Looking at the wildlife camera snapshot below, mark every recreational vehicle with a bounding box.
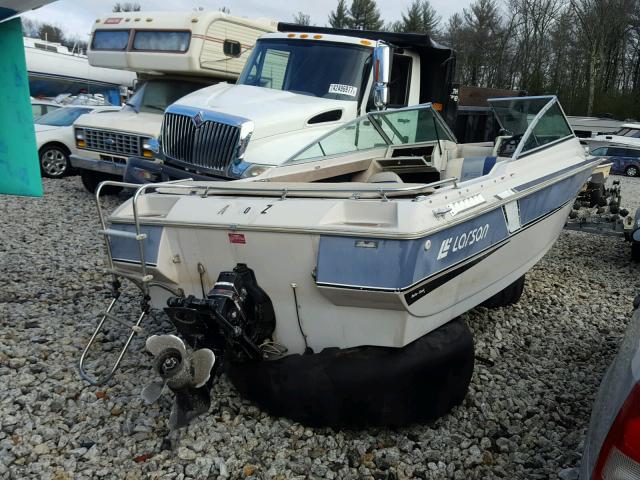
[70,11,276,192]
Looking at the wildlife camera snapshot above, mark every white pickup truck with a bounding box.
[122,24,458,184]
[70,11,276,192]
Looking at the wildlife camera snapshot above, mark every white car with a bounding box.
[35,105,120,178]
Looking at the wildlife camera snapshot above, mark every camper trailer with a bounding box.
[70,11,276,192]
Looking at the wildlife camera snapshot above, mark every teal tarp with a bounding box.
[0,18,42,196]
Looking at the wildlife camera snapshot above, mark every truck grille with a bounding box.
[83,129,143,157]
[161,112,241,175]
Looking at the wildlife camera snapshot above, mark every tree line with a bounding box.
[321,0,639,119]
[21,0,639,119]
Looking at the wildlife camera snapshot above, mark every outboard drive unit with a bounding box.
[164,264,276,362]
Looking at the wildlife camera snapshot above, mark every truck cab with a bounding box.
[124,24,456,183]
[70,11,276,192]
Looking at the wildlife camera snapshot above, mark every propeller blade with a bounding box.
[146,334,186,358]
[168,386,212,430]
[190,349,216,388]
[141,381,165,404]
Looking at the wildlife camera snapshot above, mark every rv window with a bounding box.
[124,79,209,114]
[92,30,130,51]
[132,31,190,52]
[223,40,242,58]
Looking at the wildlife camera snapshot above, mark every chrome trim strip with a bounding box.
[106,158,600,241]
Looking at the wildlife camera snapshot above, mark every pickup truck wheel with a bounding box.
[625,165,639,177]
[80,170,122,195]
[39,145,70,178]
[481,275,525,308]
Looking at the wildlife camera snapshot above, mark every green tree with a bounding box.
[293,12,311,25]
[393,1,440,36]
[420,0,440,36]
[329,0,350,28]
[399,0,423,33]
[348,0,383,30]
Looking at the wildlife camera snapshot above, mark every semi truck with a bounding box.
[70,11,276,192]
[119,23,458,184]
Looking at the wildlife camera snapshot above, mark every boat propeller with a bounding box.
[141,334,215,429]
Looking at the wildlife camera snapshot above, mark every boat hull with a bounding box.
[111,166,588,353]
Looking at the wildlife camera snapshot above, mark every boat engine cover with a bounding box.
[164,264,275,359]
[227,317,474,428]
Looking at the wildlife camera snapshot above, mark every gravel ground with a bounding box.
[0,175,638,480]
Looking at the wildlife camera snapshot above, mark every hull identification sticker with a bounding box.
[328,84,358,97]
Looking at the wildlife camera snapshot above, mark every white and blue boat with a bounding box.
[81,96,600,428]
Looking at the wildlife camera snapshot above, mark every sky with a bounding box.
[22,0,471,40]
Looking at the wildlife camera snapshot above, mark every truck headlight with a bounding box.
[241,164,271,178]
[141,138,159,158]
[75,129,86,148]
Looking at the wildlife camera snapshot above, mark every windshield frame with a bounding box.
[34,106,94,127]
[237,38,373,103]
[282,103,456,166]
[488,95,575,160]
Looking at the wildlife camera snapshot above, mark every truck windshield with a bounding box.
[238,39,372,101]
[123,79,209,114]
[35,107,93,126]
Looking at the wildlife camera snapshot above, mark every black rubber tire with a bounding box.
[80,170,122,195]
[625,165,639,177]
[227,318,474,428]
[632,242,640,262]
[39,144,70,178]
[481,275,525,308]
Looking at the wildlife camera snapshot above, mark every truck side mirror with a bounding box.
[373,43,391,110]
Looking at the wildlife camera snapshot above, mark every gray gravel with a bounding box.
[0,174,638,480]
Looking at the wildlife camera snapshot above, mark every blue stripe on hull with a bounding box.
[108,224,163,265]
[518,168,592,225]
[316,208,509,291]
[316,168,591,291]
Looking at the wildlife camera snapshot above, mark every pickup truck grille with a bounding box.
[161,112,241,175]
[83,128,143,157]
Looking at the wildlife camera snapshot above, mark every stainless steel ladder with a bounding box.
[78,179,188,386]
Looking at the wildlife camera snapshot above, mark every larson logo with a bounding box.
[437,224,490,260]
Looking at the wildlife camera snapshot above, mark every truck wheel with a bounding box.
[481,275,525,308]
[39,144,70,178]
[625,165,639,177]
[80,171,122,195]
[632,242,640,262]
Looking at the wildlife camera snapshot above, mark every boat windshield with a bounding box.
[488,96,574,158]
[238,39,372,101]
[284,104,456,165]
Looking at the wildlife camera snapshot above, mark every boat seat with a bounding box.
[367,171,403,183]
[444,156,497,182]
